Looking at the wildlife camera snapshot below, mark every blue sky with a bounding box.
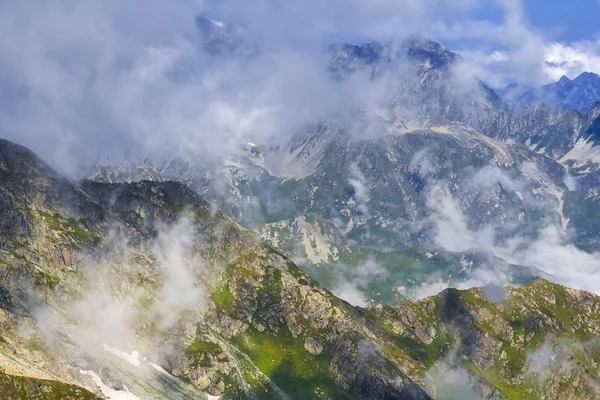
[419,0,600,87]
[525,0,599,42]
[465,0,599,42]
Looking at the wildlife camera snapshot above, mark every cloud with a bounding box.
[22,214,213,398]
[348,164,371,218]
[436,0,600,87]
[423,171,600,297]
[150,216,207,326]
[334,282,369,308]
[497,225,600,295]
[409,266,513,300]
[33,215,208,355]
[542,40,600,81]
[2,0,597,176]
[525,338,559,382]
[332,258,387,307]
[425,184,478,253]
[0,1,377,174]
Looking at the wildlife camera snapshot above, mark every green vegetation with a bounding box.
[0,371,100,400]
[26,333,47,353]
[232,326,342,400]
[37,210,102,246]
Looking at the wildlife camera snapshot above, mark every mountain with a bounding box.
[87,36,600,310]
[507,72,600,112]
[327,39,600,188]
[5,138,600,399]
[91,118,566,307]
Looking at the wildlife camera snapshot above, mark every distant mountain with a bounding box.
[328,39,600,187]
[505,72,600,112]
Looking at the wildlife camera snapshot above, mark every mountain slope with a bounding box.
[5,139,600,399]
[0,137,432,399]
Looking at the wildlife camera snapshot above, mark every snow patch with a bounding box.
[80,370,140,400]
[102,344,141,367]
[561,138,600,165]
[149,363,171,376]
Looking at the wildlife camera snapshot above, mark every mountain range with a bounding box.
[2,22,600,400]
[3,131,600,399]
[502,72,600,113]
[91,36,600,301]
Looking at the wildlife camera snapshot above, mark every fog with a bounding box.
[1,0,597,174]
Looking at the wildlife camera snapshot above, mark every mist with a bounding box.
[1,0,596,176]
[25,215,210,398]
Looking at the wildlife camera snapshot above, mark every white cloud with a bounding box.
[543,40,600,81]
[434,0,600,87]
[332,258,387,307]
[0,0,598,175]
[426,184,478,252]
[497,225,600,295]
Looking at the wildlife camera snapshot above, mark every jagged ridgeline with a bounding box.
[2,137,600,399]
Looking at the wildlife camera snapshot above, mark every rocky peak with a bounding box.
[573,71,600,84]
[397,35,458,69]
[510,70,600,112]
[557,75,571,85]
[195,15,258,58]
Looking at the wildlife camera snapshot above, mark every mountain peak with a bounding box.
[574,71,600,83]
[505,71,600,112]
[0,138,58,180]
[328,36,458,72]
[397,35,458,68]
[558,75,572,84]
[326,41,385,65]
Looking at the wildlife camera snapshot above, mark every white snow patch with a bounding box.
[515,191,523,201]
[149,363,171,376]
[560,138,600,165]
[80,370,140,400]
[102,344,141,367]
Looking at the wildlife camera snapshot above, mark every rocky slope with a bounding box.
[4,139,600,399]
[505,72,600,113]
[90,119,564,304]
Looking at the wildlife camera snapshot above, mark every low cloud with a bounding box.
[426,184,478,253]
[497,225,600,294]
[332,258,387,307]
[348,164,371,219]
[28,215,209,397]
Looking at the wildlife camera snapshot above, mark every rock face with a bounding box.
[506,72,600,113]
[326,38,600,186]
[3,139,600,399]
